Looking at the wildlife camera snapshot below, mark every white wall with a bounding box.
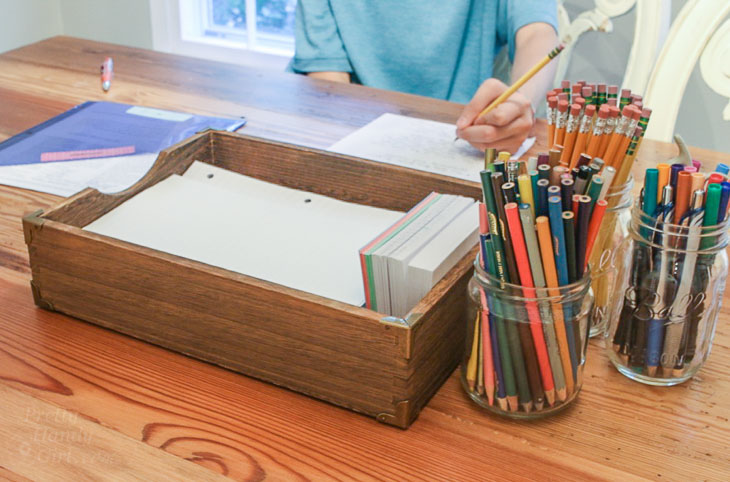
[59,0,153,49]
[0,0,152,54]
[0,0,62,53]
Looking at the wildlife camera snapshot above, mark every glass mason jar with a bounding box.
[462,256,594,418]
[606,203,729,385]
[588,177,633,337]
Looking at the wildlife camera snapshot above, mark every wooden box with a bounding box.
[23,131,482,428]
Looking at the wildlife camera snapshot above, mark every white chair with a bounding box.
[643,0,730,142]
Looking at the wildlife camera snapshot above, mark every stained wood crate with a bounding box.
[23,130,482,428]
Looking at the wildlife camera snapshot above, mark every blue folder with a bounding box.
[0,101,246,166]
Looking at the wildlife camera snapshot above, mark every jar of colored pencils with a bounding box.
[462,255,593,418]
[587,176,634,337]
[606,202,729,385]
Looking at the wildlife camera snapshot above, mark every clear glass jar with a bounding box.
[462,256,594,418]
[606,203,729,385]
[588,177,633,337]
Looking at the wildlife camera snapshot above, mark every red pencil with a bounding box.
[504,203,556,405]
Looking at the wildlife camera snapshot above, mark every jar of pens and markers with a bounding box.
[607,170,729,385]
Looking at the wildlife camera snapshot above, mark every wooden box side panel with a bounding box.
[397,247,477,421]
[211,132,482,212]
[41,131,213,228]
[28,222,412,420]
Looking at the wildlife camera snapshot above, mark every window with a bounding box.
[202,0,297,54]
[150,0,296,70]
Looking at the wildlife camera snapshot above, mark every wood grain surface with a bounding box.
[0,36,729,480]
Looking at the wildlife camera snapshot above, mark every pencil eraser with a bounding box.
[631,107,642,120]
[558,93,568,102]
[607,98,617,107]
[575,97,585,108]
[584,104,596,117]
[572,84,582,94]
[633,126,643,137]
[548,96,558,108]
[558,100,569,111]
[609,106,620,118]
[598,105,610,118]
[621,89,632,98]
[582,86,592,98]
[633,101,643,110]
[621,105,634,117]
[631,94,643,102]
[561,80,571,89]
[641,107,652,118]
[570,104,581,116]
[598,84,607,93]
[608,85,618,95]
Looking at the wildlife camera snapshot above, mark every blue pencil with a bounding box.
[548,196,569,285]
[548,195,578,380]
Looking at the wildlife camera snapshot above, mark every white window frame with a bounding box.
[149,0,292,71]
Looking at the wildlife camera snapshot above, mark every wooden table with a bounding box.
[0,37,728,481]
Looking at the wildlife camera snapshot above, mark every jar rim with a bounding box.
[472,254,592,303]
[630,201,730,252]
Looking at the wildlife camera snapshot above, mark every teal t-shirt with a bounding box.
[290,1,558,103]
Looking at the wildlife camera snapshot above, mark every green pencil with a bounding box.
[484,237,518,411]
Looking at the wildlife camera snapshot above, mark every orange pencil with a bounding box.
[585,105,609,157]
[560,104,581,166]
[553,100,569,147]
[547,96,558,148]
[569,104,596,169]
[505,204,556,405]
[535,216,575,396]
[611,107,641,167]
[603,105,633,167]
[584,199,608,270]
[597,106,620,158]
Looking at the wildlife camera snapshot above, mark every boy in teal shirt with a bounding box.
[291,0,559,153]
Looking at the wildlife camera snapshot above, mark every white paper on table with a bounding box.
[328,113,535,182]
[84,162,404,307]
[0,153,158,197]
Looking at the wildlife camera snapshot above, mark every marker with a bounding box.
[101,57,113,92]
[719,182,730,223]
[656,163,670,204]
